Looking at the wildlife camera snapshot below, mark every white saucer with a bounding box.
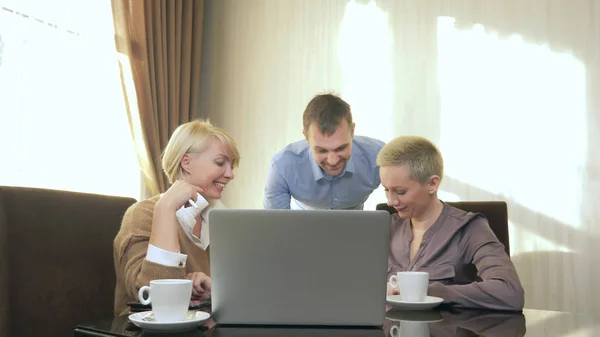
[128,310,211,333]
[386,295,443,311]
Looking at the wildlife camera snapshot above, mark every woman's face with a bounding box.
[380,164,439,219]
[181,138,235,199]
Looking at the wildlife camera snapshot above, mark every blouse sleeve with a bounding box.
[428,217,525,311]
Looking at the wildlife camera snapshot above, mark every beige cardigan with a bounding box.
[113,196,210,316]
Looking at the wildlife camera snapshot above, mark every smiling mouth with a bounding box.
[214,182,226,189]
[327,163,343,170]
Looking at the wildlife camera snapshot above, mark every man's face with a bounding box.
[304,120,355,177]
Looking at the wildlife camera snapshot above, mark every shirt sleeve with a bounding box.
[146,243,188,267]
[263,162,291,209]
[428,217,525,311]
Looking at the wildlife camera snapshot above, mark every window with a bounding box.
[0,1,140,199]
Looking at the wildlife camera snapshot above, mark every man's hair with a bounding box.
[376,136,444,183]
[302,93,353,136]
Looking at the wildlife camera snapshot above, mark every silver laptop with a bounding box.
[208,209,391,326]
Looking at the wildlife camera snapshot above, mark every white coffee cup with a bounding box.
[138,279,193,322]
[389,271,429,302]
[390,321,429,337]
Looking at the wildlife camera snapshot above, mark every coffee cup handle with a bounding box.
[389,275,399,289]
[390,325,399,337]
[138,286,151,305]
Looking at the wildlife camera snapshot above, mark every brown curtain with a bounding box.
[111,0,204,198]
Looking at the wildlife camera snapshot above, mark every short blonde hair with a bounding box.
[162,119,240,184]
[376,136,443,183]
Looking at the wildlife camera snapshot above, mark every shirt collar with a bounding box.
[309,151,325,181]
[403,202,450,241]
[344,154,356,175]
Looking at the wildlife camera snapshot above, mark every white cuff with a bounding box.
[146,243,188,267]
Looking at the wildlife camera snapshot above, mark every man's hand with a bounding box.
[186,272,211,298]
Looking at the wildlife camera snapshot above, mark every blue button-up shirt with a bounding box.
[263,136,385,210]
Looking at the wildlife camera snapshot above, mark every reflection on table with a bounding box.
[74,307,600,337]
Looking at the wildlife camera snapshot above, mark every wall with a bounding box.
[199,0,600,315]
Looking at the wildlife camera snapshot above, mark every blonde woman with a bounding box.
[379,136,524,311]
[113,119,240,316]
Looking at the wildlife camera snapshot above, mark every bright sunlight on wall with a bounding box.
[436,16,587,254]
[338,0,394,210]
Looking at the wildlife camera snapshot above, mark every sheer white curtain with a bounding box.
[0,1,140,199]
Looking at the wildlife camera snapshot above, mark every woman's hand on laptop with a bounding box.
[186,272,211,298]
[387,282,399,296]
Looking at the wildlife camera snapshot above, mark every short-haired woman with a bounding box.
[379,136,524,311]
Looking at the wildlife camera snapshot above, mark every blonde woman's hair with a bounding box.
[376,136,443,183]
[162,119,240,184]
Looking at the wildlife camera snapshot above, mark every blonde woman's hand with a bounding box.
[156,180,205,212]
[150,181,204,253]
[186,272,211,298]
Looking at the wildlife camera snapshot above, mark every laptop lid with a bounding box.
[208,209,391,326]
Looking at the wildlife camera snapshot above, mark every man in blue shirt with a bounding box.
[264,94,384,210]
